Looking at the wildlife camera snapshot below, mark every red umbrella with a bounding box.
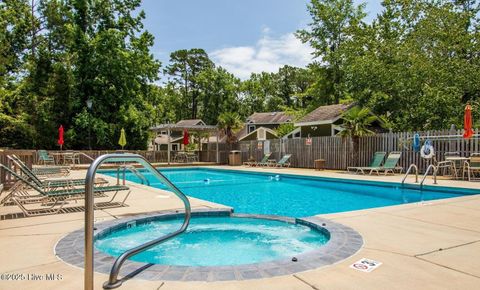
[463,105,474,139]
[58,125,64,150]
[183,129,189,146]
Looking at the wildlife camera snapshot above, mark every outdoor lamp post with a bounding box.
[86,99,93,150]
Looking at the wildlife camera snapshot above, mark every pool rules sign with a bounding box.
[350,258,382,273]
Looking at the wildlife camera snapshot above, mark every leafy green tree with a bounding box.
[275,65,296,107]
[0,0,37,148]
[343,0,480,130]
[217,112,243,144]
[275,123,296,138]
[297,0,366,103]
[196,66,241,124]
[0,0,32,85]
[239,72,271,116]
[41,0,159,149]
[3,0,480,150]
[165,49,214,119]
[338,106,379,166]
[302,62,336,109]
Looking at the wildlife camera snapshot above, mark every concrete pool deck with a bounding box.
[1,166,479,289]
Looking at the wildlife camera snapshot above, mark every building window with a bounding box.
[248,125,256,133]
[172,144,178,151]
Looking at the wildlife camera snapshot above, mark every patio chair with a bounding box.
[272,154,292,168]
[8,155,107,190]
[369,151,403,175]
[173,152,187,163]
[437,152,460,179]
[186,152,198,163]
[0,164,131,216]
[63,151,81,166]
[244,153,272,167]
[347,152,386,174]
[463,154,480,181]
[11,155,70,178]
[38,150,55,165]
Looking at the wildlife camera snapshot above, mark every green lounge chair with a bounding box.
[369,151,403,175]
[244,153,272,167]
[32,165,70,177]
[8,155,107,190]
[0,164,130,216]
[272,154,292,168]
[347,152,386,174]
[38,150,55,165]
[258,152,276,167]
[0,163,120,200]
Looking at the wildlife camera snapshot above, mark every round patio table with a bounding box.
[51,152,77,165]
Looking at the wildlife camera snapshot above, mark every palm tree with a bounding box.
[218,112,243,144]
[338,106,379,166]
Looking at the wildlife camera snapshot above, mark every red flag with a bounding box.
[463,105,474,139]
[58,125,64,149]
[183,129,189,145]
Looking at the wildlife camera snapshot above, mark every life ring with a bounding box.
[420,144,435,159]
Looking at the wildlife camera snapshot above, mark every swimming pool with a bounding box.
[101,167,479,217]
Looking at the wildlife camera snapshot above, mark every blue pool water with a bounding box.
[95,216,329,266]
[102,168,478,217]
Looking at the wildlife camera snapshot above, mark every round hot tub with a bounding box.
[55,210,363,281]
[95,215,329,266]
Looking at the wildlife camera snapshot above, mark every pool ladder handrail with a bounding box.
[116,164,150,186]
[420,164,438,187]
[401,164,419,184]
[84,153,191,290]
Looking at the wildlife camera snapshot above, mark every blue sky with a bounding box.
[140,0,382,79]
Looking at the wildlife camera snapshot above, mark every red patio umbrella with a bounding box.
[463,104,474,139]
[58,125,64,150]
[183,129,189,146]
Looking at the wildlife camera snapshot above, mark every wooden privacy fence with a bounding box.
[239,128,480,172]
[201,142,237,163]
[239,138,351,169]
[0,150,37,188]
[0,147,233,187]
[1,129,479,185]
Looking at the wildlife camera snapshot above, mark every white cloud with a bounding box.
[210,31,314,79]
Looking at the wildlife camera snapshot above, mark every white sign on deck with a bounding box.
[350,258,382,273]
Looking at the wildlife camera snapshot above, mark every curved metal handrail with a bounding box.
[420,164,438,187]
[77,152,95,162]
[401,164,419,184]
[116,165,150,186]
[84,153,191,290]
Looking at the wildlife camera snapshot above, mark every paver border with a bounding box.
[55,208,363,282]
